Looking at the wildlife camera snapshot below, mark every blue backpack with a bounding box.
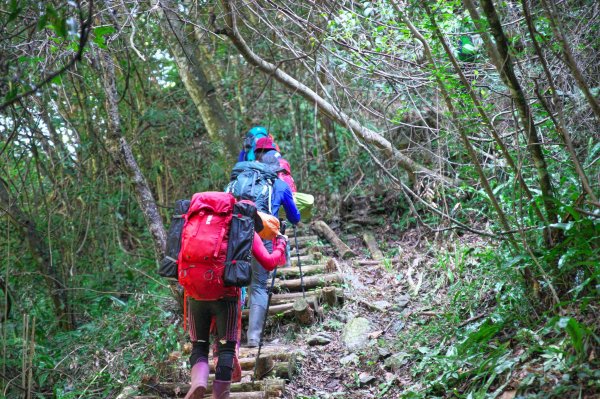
[225,161,278,214]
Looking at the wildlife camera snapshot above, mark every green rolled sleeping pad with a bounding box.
[279,192,315,222]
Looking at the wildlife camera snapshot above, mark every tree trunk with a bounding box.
[520,0,597,203]
[425,6,548,226]
[397,3,518,251]
[539,0,600,121]
[317,67,340,166]
[160,0,239,160]
[473,0,559,232]
[99,50,167,260]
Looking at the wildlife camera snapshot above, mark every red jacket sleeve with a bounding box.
[252,232,286,271]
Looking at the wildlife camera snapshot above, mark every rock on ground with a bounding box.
[342,316,372,351]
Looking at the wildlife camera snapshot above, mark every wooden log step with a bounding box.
[292,235,319,245]
[311,221,356,259]
[206,370,254,382]
[237,359,292,380]
[288,246,307,256]
[274,273,343,292]
[155,378,285,397]
[363,231,384,260]
[276,263,325,277]
[242,300,316,318]
[290,253,323,266]
[211,378,285,395]
[237,344,292,358]
[208,361,289,378]
[271,287,343,305]
[262,361,291,380]
[288,246,324,256]
[237,352,292,370]
[290,243,326,252]
[133,395,277,399]
[271,294,316,306]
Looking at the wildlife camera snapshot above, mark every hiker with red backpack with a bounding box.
[177,192,288,399]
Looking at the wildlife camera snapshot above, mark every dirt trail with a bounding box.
[118,223,351,398]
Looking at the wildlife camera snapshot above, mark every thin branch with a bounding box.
[0,0,94,112]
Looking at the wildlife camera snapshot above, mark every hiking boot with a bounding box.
[212,380,231,399]
[184,361,209,399]
[246,304,266,347]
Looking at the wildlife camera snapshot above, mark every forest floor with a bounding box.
[111,215,599,399]
[269,222,600,399]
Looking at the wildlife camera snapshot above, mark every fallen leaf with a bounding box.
[168,351,181,362]
[500,391,516,399]
[369,330,383,339]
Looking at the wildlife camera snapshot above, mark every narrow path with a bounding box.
[118,224,347,399]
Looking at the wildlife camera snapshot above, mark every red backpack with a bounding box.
[178,192,238,301]
[278,158,297,193]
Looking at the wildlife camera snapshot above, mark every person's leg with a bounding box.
[231,296,243,382]
[185,299,212,399]
[211,298,238,399]
[246,239,273,347]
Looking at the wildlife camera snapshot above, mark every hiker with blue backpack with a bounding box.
[241,126,313,219]
[226,134,301,347]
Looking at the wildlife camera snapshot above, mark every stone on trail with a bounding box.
[396,294,410,309]
[377,346,392,359]
[339,353,359,366]
[342,316,372,351]
[358,372,377,386]
[384,351,410,371]
[307,332,333,346]
[372,300,391,312]
[390,320,406,334]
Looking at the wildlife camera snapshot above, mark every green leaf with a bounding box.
[37,12,49,30]
[93,25,116,48]
[8,0,21,23]
[109,296,127,307]
[557,317,586,357]
[47,7,68,38]
[462,43,476,54]
[5,87,18,102]
[549,222,574,231]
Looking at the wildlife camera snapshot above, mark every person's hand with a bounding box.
[276,234,288,248]
[276,234,288,242]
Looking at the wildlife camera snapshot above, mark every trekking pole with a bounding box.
[253,222,287,381]
[293,224,306,299]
